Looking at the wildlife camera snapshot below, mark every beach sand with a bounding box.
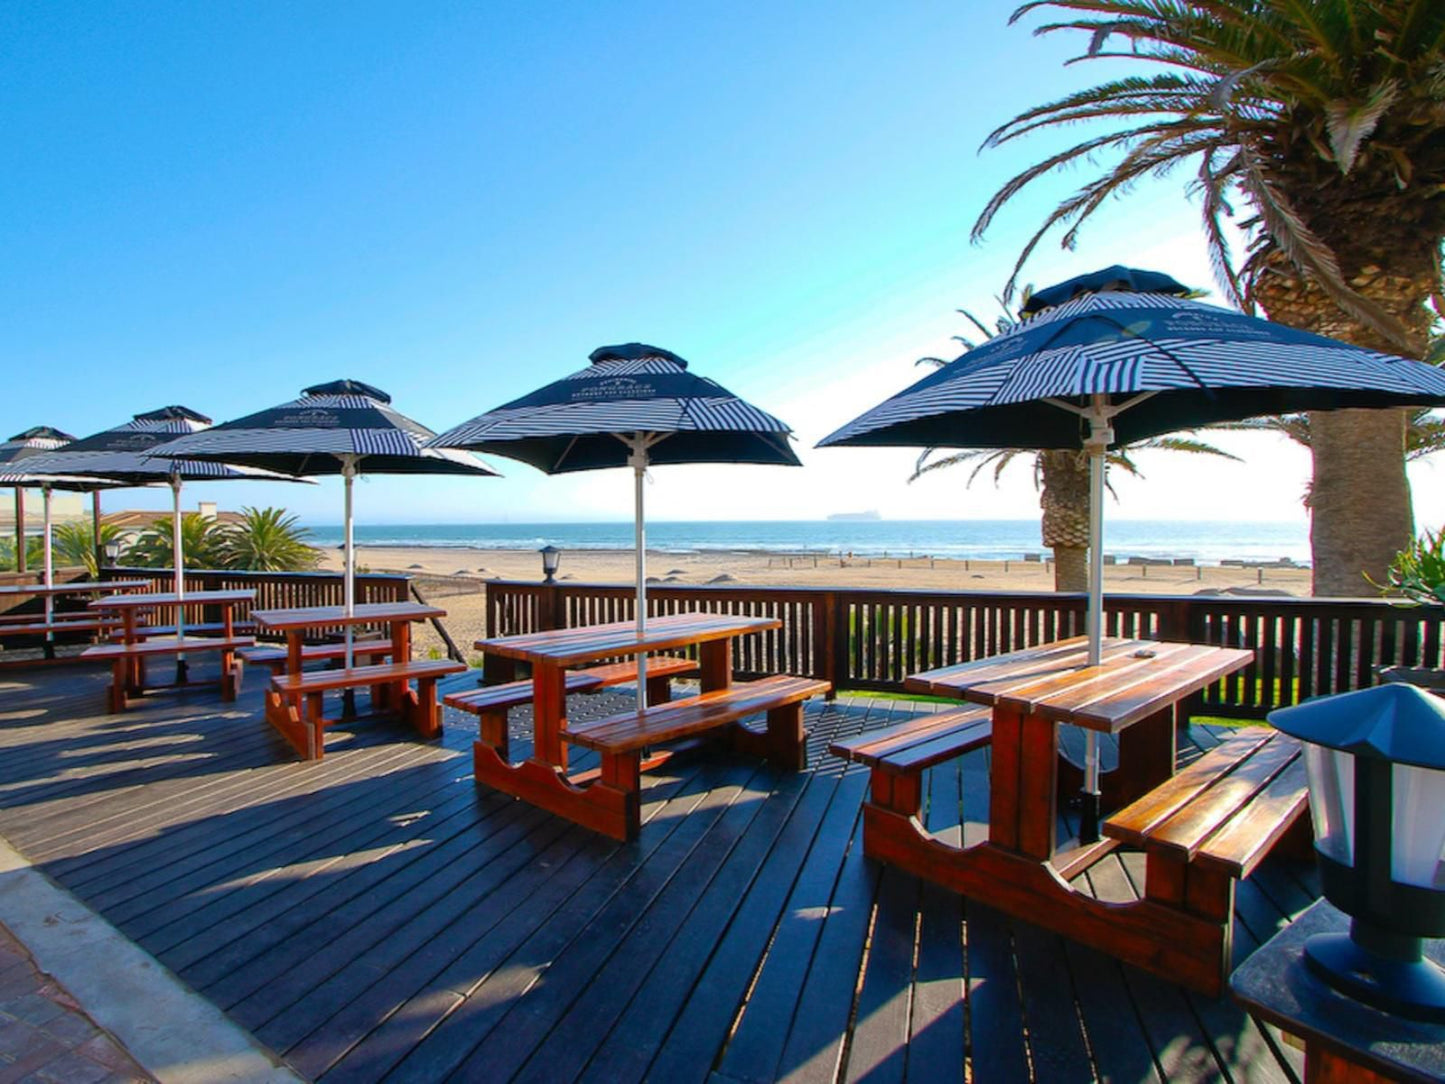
[320,545,1311,660]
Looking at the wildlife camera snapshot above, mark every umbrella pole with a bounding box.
[629,436,650,712]
[172,476,188,682]
[1080,404,1112,843]
[42,486,53,651]
[14,488,25,574]
[342,457,357,718]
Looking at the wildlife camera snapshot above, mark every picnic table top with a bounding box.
[476,611,781,667]
[89,588,256,610]
[904,635,1254,733]
[0,579,149,598]
[251,601,445,631]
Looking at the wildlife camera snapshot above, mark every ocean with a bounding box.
[302,519,1311,566]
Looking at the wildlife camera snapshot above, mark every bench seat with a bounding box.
[0,618,119,637]
[134,621,256,639]
[1102,727,1310,991]
[82,635,254,712]
[239,641,393,674]
[509,674,829,841]
[448,656,697,757]
[266,658,467,761]
[829,707,993,822]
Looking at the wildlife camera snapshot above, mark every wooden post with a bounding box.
[13,489,24,573]
[91,492,102,578]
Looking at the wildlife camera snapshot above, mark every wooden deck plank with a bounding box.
[362,758,760,1083]
[0,670,1324,1084]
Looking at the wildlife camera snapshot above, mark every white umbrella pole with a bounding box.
[42,486,53,641]
[1080,401,1112,842]
[172,476,188,682]
[629,436,650,712]
[343,456,356,669]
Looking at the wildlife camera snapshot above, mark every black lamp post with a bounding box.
[103,539,122,570]
[1268,683,1445,1022]
[540,545,561,584]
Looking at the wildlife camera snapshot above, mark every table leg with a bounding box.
[287,632,303,676]
[222,603,234,639]
[698,639,732,691]
[988,707,1059,860]
[532,663,568,768]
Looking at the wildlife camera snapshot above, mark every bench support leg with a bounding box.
[408,678,442,740]
[599,751,641,840]
[867,769,922,820]
[645,674,674,705]
[763,702,808,770]
[305,692,326,761]
[478,710,509,760]
[472,744,636,842]
[107,658,129,713]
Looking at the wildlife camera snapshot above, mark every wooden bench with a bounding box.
[266,658,467,761]
[132,621,257,639]
[447,655,698,758]
[557,675,831,841]
[82,636,254,713]
[1102,727,1311,994]
[238,640,393,675]
[829,707,993,823]
[0,617,119,638]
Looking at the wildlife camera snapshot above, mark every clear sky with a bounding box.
[4,2,1441,532]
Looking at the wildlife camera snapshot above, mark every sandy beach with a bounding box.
[321,545,1311,660]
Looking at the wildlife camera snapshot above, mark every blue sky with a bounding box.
[4,2,1441,530]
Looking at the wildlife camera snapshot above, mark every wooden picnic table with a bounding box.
[84,589,257,710]
[867,635,1268,994]
[253,601,461,759]
[472,611,784,835]
[0,579,149,599]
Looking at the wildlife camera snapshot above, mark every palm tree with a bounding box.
[126,513,226,571]
[911,294,1237,589]
[973,1,1445,595]
[215,507,320,572]
[50,520,128,577]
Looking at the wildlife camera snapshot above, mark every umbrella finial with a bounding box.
[8,426,75,443]
[303,379,392,403]
[588,343,689,371]
[1022,266,1195,315]
[135,406,213,425]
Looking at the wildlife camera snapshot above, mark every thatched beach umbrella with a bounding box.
[146,380,498,666]
[819,266,1445,838]
[426,342,801,706]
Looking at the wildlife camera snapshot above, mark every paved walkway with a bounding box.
[0,923,151,1083]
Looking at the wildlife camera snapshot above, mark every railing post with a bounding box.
[818,592,838,698]
[539,583,563,632]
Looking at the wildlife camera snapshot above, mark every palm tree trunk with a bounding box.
[1040,450,1091,592]
[1253,263,1432,596]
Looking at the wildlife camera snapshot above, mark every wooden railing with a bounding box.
[100,567,411,619]
[485,580,1445,719]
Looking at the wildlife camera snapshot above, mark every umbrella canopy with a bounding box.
[14,407,297,644]
[0,427,123,631]
[819,267,1445,839]
[427,342,801,706]
[147,380,498,665]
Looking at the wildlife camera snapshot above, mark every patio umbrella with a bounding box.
[15,407,293,653]
[0,426,123,634]
[818,266,1445,838]
[426,342,801,707]
[145,380,498,667]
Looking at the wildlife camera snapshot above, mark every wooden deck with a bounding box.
[0,661,1315,1082]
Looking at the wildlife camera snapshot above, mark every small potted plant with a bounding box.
[1375,527,1445,691]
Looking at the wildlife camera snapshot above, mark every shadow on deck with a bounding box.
[0,661,1315,1082]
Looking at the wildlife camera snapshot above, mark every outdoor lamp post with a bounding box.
[1268,683,1445,1022]
[103,539,121,569]
[539,545,561,584]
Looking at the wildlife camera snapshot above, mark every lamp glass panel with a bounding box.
[1304,744,1354,865]
[1392,762,1445,889]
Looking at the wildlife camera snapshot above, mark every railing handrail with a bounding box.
[483,578,1445,720]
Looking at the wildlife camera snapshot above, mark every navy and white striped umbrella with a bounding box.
[148,380,498,665]
[12,407,297,649]
[427,343,801,707]
[819,270,1445,840]
[0,427,124,629]
[426,343,799,472]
